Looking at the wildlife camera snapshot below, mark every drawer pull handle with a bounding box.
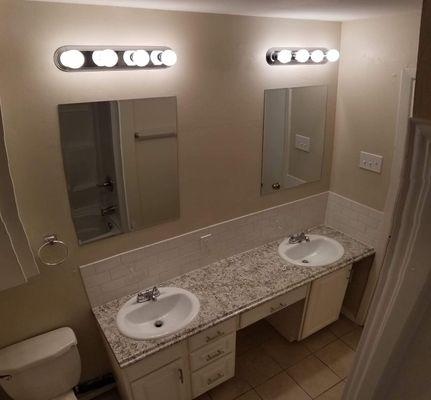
[206,330,224,343]
[206,349,224,361]
[178,368,184,384]
[207,372,224,385]
[270,302,286,313]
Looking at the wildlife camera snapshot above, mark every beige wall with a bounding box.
[414,0,431,119]
[0,1,340,380]
[330,12,421,211]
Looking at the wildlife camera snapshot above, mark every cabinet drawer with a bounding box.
[189,318,236,351]
[190,332,236,371]
[239,285,308,329]
[191,353,235,398]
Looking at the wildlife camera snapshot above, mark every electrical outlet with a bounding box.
[295,134,311,152]
[359,151,383,173]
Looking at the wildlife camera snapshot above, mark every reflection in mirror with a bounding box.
[58,97,179,244]
[261,86,327,194]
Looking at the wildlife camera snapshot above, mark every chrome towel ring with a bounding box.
[38,234,69,266]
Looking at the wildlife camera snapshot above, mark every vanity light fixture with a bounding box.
[266,47,340,65]
[55,46,177,71]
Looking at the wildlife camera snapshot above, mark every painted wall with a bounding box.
[414,0,431,119]
[0,1,340,381]
[330,12,421,211]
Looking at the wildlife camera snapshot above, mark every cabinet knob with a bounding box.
[272,182,281,190]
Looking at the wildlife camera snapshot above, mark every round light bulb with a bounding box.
[310,49,325,63]
[92,49,118,67]
[326,49,340,62]
[295,49,310,63]
[123,50,136,66]
[277,49,292,64]
[59,50,85,69]
[161,49,177,66]
[102,49,118,67]
[133,50,150,67]
[150,50,163,66]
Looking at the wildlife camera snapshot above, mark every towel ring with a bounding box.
[38,234,69,266]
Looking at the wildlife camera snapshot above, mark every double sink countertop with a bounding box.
[93,226,375,368]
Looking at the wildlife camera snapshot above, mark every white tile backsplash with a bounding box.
[325,192,384,248]
[80,192,328,306]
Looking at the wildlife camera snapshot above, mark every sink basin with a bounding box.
[116,287,200,340]
[278,235,344,267]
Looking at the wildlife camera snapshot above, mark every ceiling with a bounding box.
[30,0,422,21]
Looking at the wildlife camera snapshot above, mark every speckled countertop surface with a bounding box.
[93,226,374,368]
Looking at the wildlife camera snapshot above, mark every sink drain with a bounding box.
[302,259,309,263]
[154,320,164,328]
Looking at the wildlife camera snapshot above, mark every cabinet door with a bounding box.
[131,358,190,400]
[301,266,352,339]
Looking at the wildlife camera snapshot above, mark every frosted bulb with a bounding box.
[123,50,136,66]
[92,49,118,67]
[277,49,292,64]
[133,50,150,67]
[326,49,340,62]
[150,50,163,66]
[161,50,177,66]
[295,49,310,63]
[311,49,325,63]
[59,50,85,69]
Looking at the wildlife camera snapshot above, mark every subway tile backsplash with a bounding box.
[80,192,328,306]
[325,192,384,248]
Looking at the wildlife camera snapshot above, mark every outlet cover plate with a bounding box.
[359,151,383,173]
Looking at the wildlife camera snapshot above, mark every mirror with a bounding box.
[58,97,179,244]
[261,86,327,194]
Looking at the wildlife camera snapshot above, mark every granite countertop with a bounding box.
[93,226,374,368]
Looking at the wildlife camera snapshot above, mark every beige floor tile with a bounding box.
[329,316,358,338]
[340,327,363,351]
[236,390,262,400]
[256,372,312,400]
[236,347,283,387]
[316,381,346,400]
[315,340,356,379]
[302,328,337,353]
[261,335,311,369]
[287,355,341,398]
[209,376,251,400]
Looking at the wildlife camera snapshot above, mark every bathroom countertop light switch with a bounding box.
[359,151,383,173]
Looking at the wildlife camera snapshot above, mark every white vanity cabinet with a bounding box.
[131,358,190,400]
[300,265,352,339]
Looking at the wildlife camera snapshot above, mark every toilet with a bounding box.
[0,327,81,400]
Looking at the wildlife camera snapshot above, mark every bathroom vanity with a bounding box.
[92,226,374,400]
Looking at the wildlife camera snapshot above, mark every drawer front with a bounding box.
[191,353,235,398]
[189,317,236,351]
[190,332,236,371]
[239,285,308,329]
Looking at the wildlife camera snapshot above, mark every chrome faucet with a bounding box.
[288,232,310,244]
[137,287,160,303]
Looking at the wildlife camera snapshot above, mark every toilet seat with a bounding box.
[52,390,77,400]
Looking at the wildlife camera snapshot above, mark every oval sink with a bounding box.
[116,287,200,340]
[278,235,344,267]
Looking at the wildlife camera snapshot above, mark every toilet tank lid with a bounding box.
[0,327,77,375]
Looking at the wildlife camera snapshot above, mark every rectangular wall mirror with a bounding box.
[261,86,327,194]
[58,96,179,244]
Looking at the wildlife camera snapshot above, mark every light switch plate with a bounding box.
[295,134,311,152]
[359,151,383,173]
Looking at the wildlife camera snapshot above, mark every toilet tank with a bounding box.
[0,327,81,400]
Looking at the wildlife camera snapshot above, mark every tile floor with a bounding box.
[96,316,362,400]
[200,316,362,400]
